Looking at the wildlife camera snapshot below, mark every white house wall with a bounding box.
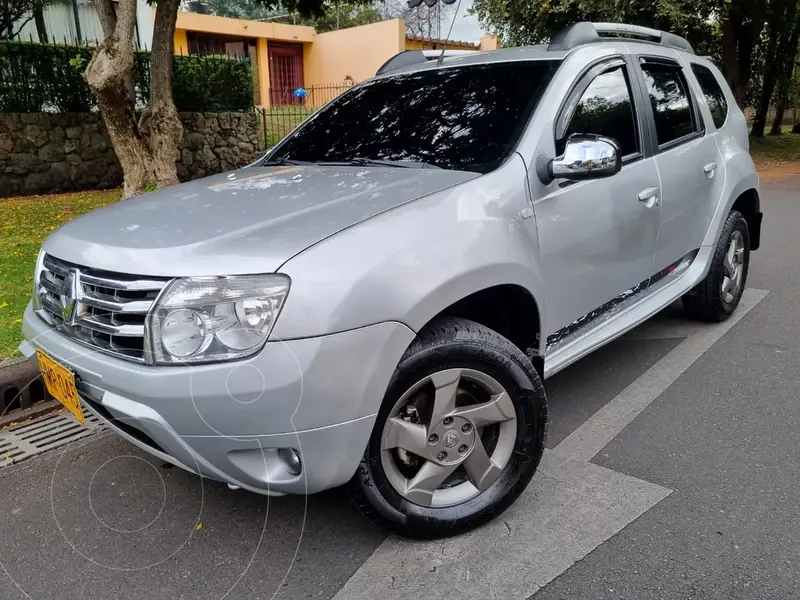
[14,0,153,49]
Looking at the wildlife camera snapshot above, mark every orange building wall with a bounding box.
[479,36,500,51]
[174,28,189,55]
[174,12,314,43]
[169,12,498,108]
[304,19,406,87]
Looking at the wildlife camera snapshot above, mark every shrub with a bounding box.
[0,40,253,113]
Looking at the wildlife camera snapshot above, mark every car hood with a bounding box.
[43,165,479,276]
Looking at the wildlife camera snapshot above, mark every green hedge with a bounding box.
[0,41,253,113]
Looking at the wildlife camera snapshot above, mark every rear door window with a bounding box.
[641,63,699,147]
[691,64,729,128]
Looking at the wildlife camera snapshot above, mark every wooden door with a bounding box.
[268,43,304,105]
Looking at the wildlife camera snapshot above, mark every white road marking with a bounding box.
[335,288,769,600]
[554,288,768,462]
[334,452,670,600]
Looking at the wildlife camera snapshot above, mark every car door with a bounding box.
[636,56,725,272]
[533,58,662,336]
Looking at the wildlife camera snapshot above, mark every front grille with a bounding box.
[35,254,169,363]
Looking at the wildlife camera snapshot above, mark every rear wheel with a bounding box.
[683,210,750,322]
[348,317,547,539]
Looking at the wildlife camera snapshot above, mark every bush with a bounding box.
[0,41,254,113]
[172,53,253,111]
[0,41,95,112]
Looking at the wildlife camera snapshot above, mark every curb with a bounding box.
[0,357,60,428]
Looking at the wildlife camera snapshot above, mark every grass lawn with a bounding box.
[0,189,121,358]
[258,106,315,148]
[750,128,800,168]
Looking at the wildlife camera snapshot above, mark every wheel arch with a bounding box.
[417,284,545,378]
[731,188,762,250]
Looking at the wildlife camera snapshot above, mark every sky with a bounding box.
[442,0,489,43]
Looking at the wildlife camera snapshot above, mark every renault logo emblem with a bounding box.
[59,269,81,325]
[444,430,459,448]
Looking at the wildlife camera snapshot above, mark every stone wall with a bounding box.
[0,111,261,197]
[177,112,260,182]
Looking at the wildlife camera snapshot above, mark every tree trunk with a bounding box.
[752,5,789,138]
[720,1,765,109]
[85,0,181,198]
[33,5,47,43]
[771,102,786,135]
[772,15,800,135]
[721,15,742,105]
[140,0,182,188]
[760,4,800,137]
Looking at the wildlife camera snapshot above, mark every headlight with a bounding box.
[32,249,45,311]
[148,274,290,364]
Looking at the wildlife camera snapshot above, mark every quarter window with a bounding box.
[641,63,698,146]
[691,64,729,128]
[561,65,639,158]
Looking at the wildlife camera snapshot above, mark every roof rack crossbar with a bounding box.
[547,22,694,54]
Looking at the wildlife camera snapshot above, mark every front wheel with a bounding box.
[348,317,547,539]
[683,210,750,322]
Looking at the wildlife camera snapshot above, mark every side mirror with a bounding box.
[537,134,622,185]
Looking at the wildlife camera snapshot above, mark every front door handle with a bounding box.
[704,162,718,178]
[638,187,660,207]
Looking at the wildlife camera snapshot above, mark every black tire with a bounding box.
[348,317,547,539]
[683,210,750,322]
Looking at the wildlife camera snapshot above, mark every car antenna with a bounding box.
[436,0,463,66]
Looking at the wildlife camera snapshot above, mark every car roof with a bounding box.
[375,22,700,79]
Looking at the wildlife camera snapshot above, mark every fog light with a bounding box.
[278,448,302,476]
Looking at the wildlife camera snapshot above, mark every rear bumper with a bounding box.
[21,304,415,494]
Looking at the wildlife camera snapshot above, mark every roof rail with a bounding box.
[547,22,694,54]
[375,49,476,76]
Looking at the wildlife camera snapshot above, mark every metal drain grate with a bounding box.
[0,406,104,468]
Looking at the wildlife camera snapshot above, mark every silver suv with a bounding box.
[22,22,762,538]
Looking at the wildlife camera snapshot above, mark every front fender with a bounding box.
[272,158,547,353]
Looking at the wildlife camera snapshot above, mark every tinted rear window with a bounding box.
[270,61,561,173]
[691,63,728,128]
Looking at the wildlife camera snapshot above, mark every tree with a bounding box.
[84,0,348,198]
[469,0,716,51]
[383,0,455,40]
[751,0,800,137]
[205,0,279,20]
[469,0,783,108]
[272,3,384,32]
[205,0,382,31]
[0,0,53,40]
[719,0,768,107]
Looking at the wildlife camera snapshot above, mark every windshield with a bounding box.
[267,60,561,173]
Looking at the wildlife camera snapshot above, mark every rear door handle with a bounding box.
[704,162,718,178]
[638,187,660,207]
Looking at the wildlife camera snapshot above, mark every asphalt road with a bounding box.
[0,177,797,600]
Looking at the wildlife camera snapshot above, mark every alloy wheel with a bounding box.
[722,230,745,304]
[379,368,517,508]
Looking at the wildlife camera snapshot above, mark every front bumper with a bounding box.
[21,304,415,494]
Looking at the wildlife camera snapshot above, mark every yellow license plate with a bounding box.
[36,349,85,425]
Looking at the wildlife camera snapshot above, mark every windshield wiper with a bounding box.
[319,157,442,169]
[260,157,314,166]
